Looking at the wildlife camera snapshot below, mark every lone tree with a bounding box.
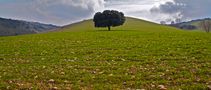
[93,10,125,31]
[199,20,211,33]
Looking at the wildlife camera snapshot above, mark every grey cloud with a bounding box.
[0,0,104,25]
[32,0,105,25]
[0,0,210,25]
[150,0,211,23]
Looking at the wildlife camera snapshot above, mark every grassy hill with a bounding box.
[0,17,211,89]
[59,17,179,32]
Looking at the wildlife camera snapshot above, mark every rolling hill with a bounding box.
[0,17,59,36]
[0,17,210,89]
[59,17,179,32]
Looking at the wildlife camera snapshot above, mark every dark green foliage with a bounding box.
[93,10,125,31]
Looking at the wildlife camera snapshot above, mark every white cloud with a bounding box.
[102,0,174,22]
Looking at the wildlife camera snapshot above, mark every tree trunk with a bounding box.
[108,26,111,31]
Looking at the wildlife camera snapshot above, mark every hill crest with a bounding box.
[57,17,178,32]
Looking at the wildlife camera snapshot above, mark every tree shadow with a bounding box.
[94,29,135,32]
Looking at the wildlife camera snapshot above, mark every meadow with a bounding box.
[0,18,211,89]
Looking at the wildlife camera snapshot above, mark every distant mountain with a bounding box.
[170,18,211,30]
[0,17,60,36]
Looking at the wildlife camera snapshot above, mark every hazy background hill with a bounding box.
[0,17,59,36]
[1,16,210,37]
[170,18,211,30]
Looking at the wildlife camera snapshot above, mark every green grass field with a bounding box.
[0,18,211,89]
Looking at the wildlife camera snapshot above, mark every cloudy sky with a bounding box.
[0,0,210,25]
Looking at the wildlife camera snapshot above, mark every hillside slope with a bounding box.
[0,17,59,36]
[0,17,211,89]
[59,17,179,32]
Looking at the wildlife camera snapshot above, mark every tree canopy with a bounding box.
[93,10,125,31]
